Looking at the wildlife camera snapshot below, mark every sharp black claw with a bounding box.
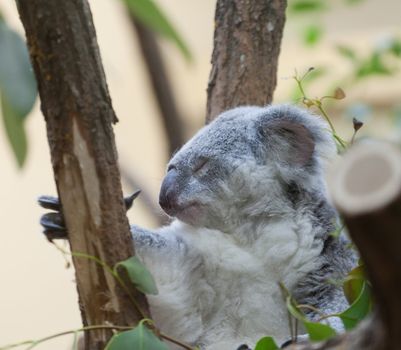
[43,229,68,241]
[124,190,141,211]
[38,195,61,211]
[40,212,65,230]
[41,212,67,240]
[38,195,67,240]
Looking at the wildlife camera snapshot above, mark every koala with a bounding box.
[40,105,355,350]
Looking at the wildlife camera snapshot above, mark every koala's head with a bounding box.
[159,105,336,232]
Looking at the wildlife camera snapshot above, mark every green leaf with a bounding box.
[356,53,393,78]
[304,322,336,342]
[303,25,323,46]
[337,45,358,62]
[343,265,365,304]
[329,224,345,239]
[115,256,158,295]
[339,282,371,330]
[124,0,192,61]
[254,336,279,350]
[105,323,168,350]
[1,92,27,167]
[345,0,366,4]
[286,296,307,322]
[286,296,336,342]
[289,0,327,14]
[389,39,401,57]
[0,19,37,119]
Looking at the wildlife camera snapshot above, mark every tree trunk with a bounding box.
[16,1,150,349]
[206,0,287,122]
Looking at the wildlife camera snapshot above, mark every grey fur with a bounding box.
[130,104,355,349]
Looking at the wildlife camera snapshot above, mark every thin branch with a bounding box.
[129,16,186,156]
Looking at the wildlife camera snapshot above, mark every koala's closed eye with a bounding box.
[193,156,209,173]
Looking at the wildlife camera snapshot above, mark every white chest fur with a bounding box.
[142,218,323,349]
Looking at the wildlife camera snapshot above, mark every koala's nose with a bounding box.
[159,169,180,215]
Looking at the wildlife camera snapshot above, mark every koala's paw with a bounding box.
[38,190,141,241]
[38,195,66,241]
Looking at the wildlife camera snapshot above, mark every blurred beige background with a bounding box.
[0,0,400,348]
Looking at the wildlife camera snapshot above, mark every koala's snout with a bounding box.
[159,169,180,216]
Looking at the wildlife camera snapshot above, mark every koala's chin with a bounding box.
[175,202,205,226]
[174,202,228,231]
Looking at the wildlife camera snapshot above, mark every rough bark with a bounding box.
[206,0,287,122]
[16,1,150,349]
[289,142,401,350]
[131,18,185,156]
[328,142,401,350]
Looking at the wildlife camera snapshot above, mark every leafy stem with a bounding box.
[294,69,348,151]
[0,325,132,350]
[0,323,196,350]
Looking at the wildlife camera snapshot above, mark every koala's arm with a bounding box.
[38,193,189,270]
[131,222,207,347]
[39,195,205,344]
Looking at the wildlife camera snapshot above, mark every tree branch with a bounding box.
[16,1,150,348]
[206,0,287,122]
[130,17,186,156]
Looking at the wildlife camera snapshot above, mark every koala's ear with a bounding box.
[258,119,315,166]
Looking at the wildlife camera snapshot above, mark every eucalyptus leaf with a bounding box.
[390,39,401,57]
[286,296,307,322]
[115,256,158,295]
[343,265,365,304]
[105,324,168,350]
[254,336,279,350]
[304,322,336,342]
[124,0,192,61]
[356,53,393,78]
[289,0,327,14]
[303,25,323,46]
[1,92,27,167]
[345,0,366,4]
[0,19,36,118]
[337,45,358,62]
[286,296,336,342]
[339,282,371,330]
